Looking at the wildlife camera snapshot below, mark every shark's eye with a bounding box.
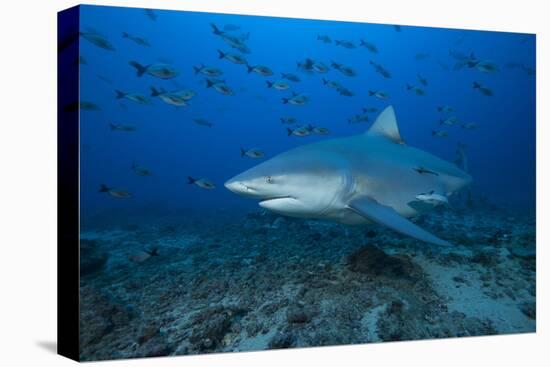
[266,176,274,184]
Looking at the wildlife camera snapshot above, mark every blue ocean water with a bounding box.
[75,5,536,360]
[78,5,535,221]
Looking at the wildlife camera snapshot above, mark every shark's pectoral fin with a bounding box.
[347,198,451,246]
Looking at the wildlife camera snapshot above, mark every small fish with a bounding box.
[522,66,536,76]
[99,184,131,198]
[317,34,332,43]
[280,117,298,124]
[63,101,101,112]
[439,117,459,126]
[131,162,152,176]
[347,114,369,124]
[144,9,157,21]
[361,107,378,113]
[115,90,150,104]
[337,87,354,97]
[205,79,234,96]
[393,25,402,32]
[415,52,430,60]
[129,61,179,79]
[449,49,470,62]
[360,39,378,53]
[266,80,290,90]
[150,87,190,107]
[122,32,150,47]
[223,24,241,31]
[281,72,300,82]
[217,49,247,64]
[369,60,391,78]
[287,126,312,137]
[368,90,388,99]
[413,167,439,176]
[193,64,223,77]
[322,78,341,89]
[192,118,213,128]
[247,64,274,77]
[461,123,477,130]
[210,24,251,54]
[472,81,493,96]
[437,105,454,113]
[188,176,215,189]
[417,74,428,86]
[312,62,329,73]
[331,62,356,77]
[416,190,448,206]
[474,61,499,73]
[282,92,309,106]
[311,126,330,135]
[109,123,136,132]
[335,40,356,49]
[79,30,115,51]
[437,60,450,71]
[96,74,112,84]
[129,251,153,264]
[406,84,425,96]
[296,58,316,74]
[432,130,449,137]
[240,147,265,158]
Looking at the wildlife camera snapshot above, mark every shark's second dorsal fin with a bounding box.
[366,105,404,144]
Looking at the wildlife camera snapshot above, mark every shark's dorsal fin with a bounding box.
[366,105,404,144]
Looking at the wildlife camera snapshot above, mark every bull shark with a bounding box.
[225,106,471,246]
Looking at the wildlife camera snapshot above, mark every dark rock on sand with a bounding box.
[268,332,296,349]
[520,301,536,319]
[286,305,312,324]
[347,244,416,279]
[80,239,108,276]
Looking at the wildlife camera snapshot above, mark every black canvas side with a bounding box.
[57,5,80,362]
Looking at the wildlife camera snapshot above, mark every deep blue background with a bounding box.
[78,5,535,222]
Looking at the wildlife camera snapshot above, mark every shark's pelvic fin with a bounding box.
[366,105,404,144]
[347,197,451,246]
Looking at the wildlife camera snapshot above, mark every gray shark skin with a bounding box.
[225,106,471,246]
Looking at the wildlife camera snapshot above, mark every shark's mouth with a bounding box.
[259,196,293,204]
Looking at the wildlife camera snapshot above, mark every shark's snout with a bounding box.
[224,179,248,194]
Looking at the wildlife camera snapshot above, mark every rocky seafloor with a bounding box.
[79,204,536,361]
